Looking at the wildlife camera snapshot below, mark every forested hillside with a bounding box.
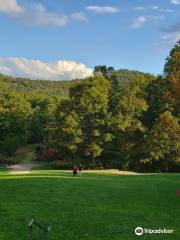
[0,69,153,97]
[0,75,71,97]
[0,40,179,172]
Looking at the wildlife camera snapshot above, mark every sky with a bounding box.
[0,0,180,80]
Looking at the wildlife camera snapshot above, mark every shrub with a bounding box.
[51,160,72,170]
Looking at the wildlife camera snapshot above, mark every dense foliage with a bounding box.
[0,75,71,97]
[0,40,179,172]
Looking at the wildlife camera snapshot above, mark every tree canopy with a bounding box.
[0,39,179,172]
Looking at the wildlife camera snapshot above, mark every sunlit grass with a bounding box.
[0,170,180,240]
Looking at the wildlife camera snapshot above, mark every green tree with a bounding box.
[164,39,180,115]
[143,76,169,127]
[109,76,149,169]
[27,107,45,144]
[142,111,180,172]
[70,75,112,167]
[27,94,60,144]
[49,99,82,162]
[0,81,31,159]
[94,65,115,78]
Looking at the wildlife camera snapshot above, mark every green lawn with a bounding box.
[0,170,180,240]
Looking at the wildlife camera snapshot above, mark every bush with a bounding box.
[34,146,56,162]
[51,160,72,170]
[0,156,20,167]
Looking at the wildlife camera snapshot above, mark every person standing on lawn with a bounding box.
[73,165,78,176]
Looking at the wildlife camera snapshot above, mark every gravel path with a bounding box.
[9,166,144,175]
[108,169,144,175]
[85,169,145,175]
[10,163,35,173]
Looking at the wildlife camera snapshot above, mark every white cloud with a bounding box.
[0,0,22,14]
[0,0,86,27]
[150,15,165,22]
[151,6,159,10]
[134,6,159,11]
[85,5,120,14]
[171,0,180,4]
[162,32,180,44]
[0,57,93,80]
[70,12,88,22]
[131,15,165,29]
[134,5,173,13]
[134,6,145,11]
[131,16,147,29]
[155,32,180,49]
[156,22,180,48]
[160,9,174,13]
[20,4,69,27]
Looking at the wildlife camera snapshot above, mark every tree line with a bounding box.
[0,40,179,172]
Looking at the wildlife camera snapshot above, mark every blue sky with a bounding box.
[0,0,179,80]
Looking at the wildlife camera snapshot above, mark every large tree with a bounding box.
[27,94,59,144]
[109,76,149,169]
[48,99,82,163]
[94,65,115,78]
[70,75,112,166]
[0,81,31,159]
[164,39,180,115]
[142,111,180,172]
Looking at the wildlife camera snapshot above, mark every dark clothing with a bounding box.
[73,166,78,176]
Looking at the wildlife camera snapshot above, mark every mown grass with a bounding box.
[0,170,180,240]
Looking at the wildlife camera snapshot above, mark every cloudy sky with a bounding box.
[0,0,180,80]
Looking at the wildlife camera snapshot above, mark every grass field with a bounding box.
[0,169,180,240]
